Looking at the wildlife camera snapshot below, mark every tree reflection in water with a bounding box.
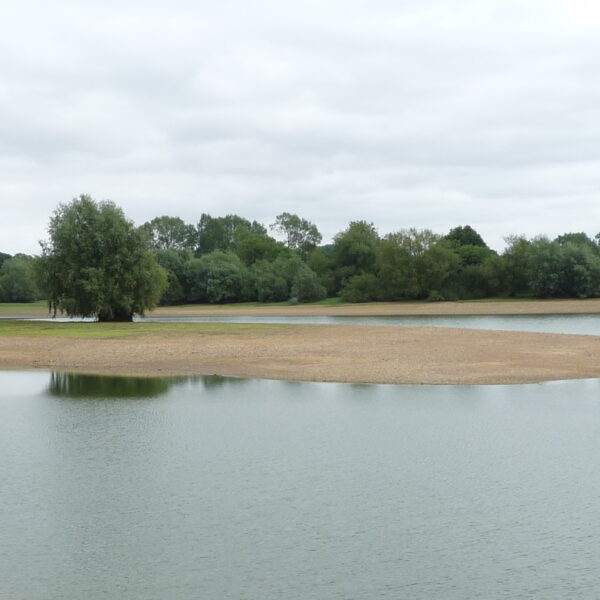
[48,372,173,399]
[47,372,252,399]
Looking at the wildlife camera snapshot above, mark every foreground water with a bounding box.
[2,372,600,599]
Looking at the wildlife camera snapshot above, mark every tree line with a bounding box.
[137,215,600,304]
[2,196,600,311]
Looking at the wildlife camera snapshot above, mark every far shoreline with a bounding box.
[4,297,600,319]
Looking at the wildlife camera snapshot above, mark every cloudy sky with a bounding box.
[1,0,600,254]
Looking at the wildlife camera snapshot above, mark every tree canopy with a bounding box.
[141,216,196,251]
[37,195,167,321]
[0,254,41,302]
[5,203,600,308]
[270,212,322,257]
[445,225,488,248]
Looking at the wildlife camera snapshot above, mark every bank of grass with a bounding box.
[0,319,282,339]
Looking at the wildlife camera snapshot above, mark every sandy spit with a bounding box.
[2,324,600,385]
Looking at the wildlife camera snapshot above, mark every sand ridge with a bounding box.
[2,323,600,385]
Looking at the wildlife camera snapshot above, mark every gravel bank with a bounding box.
[2,324,600,385]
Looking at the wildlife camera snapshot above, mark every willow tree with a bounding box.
[37,195,167,321]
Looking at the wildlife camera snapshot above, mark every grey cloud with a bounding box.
[1,0,600,255]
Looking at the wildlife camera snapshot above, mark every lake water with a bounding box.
[18,312,600,335]
[2,371,600,599]
[140,312,600,335]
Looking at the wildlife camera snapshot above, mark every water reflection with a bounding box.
[47,371,253,399]
[200,374,251,389]
[48,372,175,399]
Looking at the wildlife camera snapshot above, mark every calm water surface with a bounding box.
[2,372,600,599]
[144,313,600,335]
[20,312,600,335]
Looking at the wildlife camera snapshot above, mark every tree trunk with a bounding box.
[97,309,134,322]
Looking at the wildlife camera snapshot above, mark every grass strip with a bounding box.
[0,319,285,339]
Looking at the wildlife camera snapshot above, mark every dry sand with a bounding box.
[3,324,600,385]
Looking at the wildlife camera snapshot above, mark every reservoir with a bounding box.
[143,312,600,335]
[2,371,600,599]
[21,312,600,335]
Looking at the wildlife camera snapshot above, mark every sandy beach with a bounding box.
[2,321,600,385]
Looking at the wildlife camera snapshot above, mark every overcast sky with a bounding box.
[1,0,600,254]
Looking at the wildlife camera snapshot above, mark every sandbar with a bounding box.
[2,323,600,385]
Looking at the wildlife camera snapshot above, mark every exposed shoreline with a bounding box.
[2,321,600,385]
[5,297,600,318]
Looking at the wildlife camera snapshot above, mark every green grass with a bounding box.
[0,319,282,339]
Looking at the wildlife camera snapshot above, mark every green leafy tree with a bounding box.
[290,265,326,303]
[453,244,492,266]
[249,254,314,302]
[37,195,167,321]
[378,229,459,300]
[195,214,267,255]
[270,212,322,257]
[0,252,11,269]
[453,255,503,299]
[339,273,379,302]
[0,254,41,302]
[557,243,600,297]
[556,232,597,250]
[332,220,380,287]
[235,232,287,265]
[154,248,195,305]
[442,225,498,298]
[528,237,600,298]
[251,261,290,302]
[501,235,533,297]
[307,246,336,296]
[141,216,195,251]
[445,225,488,248]
[526,237,561,297]
[186,251,250,303]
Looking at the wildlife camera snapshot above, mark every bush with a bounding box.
[426,290,445,302]
[186,251,249,303]
[0,255,41,302]
[290,267,326,303]
[339,273,379,302]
